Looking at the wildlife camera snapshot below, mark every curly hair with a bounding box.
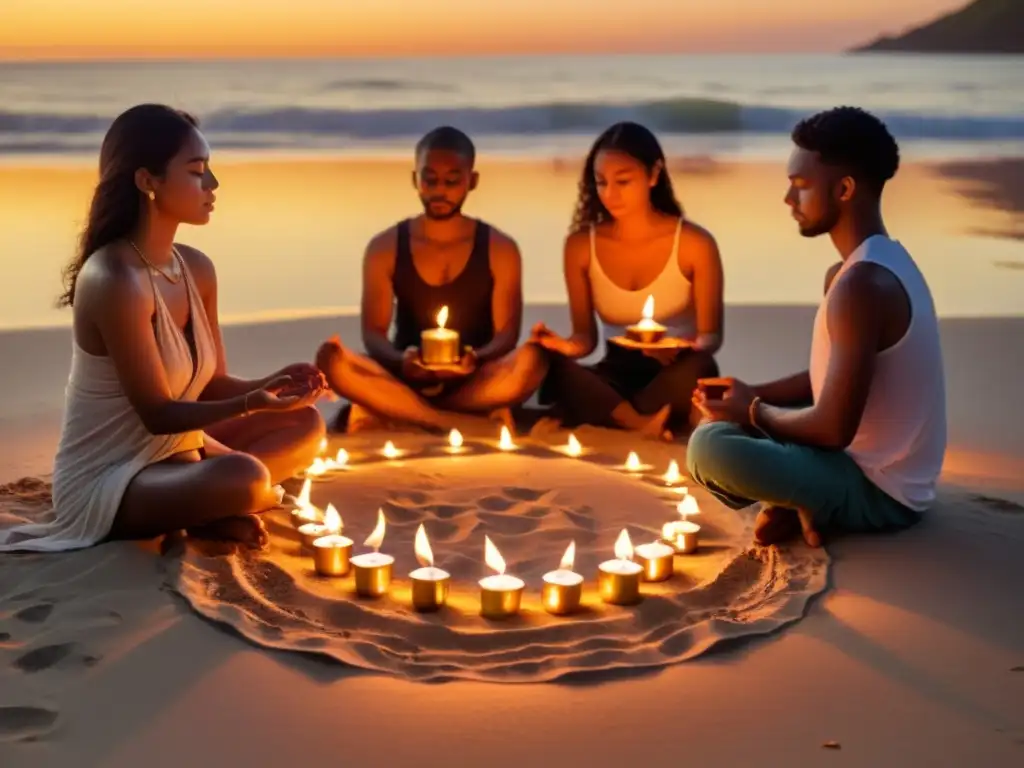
[570,121,682,234]
[791,106,900,195]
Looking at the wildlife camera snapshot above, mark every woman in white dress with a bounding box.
[0,104,326,552]
[532,122,724,438]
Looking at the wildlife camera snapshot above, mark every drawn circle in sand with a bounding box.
[172,440,829,683]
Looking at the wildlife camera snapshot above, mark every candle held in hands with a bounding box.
[420,305,461,365]
[625,295,667,344]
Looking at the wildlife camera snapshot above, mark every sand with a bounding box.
[171,426,827,683]
[0,304,1022,766]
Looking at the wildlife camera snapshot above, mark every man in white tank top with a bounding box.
[685,107,946,548]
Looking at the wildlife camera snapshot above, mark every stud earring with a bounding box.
[147,191,155,201]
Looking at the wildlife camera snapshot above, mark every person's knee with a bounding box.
[216,453,273,512]
[685,421,742,480]
[508,344,549,391]
[294,404,326,445]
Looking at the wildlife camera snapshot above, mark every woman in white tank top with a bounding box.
[0,105,326,552]
[531,122,724,437]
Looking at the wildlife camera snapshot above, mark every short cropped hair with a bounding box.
[792,107,900,194]
[415,126,475,167]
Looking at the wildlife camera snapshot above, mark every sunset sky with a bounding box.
[1,0,968,59]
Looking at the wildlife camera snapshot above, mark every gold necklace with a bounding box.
[128,240,182,284]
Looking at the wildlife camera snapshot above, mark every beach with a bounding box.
[1,51,1024,766]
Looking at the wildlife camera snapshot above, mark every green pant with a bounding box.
[686,422,921,532]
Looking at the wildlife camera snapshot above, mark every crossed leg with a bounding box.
[109,406,325,548]
[685,421,920,547]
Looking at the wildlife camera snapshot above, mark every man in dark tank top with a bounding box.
[316,127,548,432]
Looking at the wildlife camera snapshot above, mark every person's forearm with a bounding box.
[753,371,812,406]
[201,374,271,401]
[143,395,252,436]
[754,402,846,451]
[364,331,405,376]
[560,333,597,359]
[473,327,518,364]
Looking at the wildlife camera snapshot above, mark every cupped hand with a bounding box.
[248,375,326,412]
[401,347,438,384]
[691,377,755,426]
[529,322,570,355]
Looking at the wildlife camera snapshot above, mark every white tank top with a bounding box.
[587,219,697,341]
[809,235,946,511]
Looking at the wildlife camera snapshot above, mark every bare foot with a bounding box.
[188,515,268,550]
[348,403,389,434]
[639,405,674,442]
[754,505,822,548]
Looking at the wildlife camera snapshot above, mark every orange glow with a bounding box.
[0,0,968,59]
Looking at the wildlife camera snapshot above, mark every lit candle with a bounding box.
[622,451,651,473]
[312,531,353,577]
[662,495,701,554]
[662,460,683,486]
[351,508,394,598]
[479,536,525,619]
[445,428,467,454]
[634,540,675,582]
[625,294,667,345]
[553,433,583,458]
[497,425,518,451]
[325,448,349,471]
[304,456,331,481]
[420,305,461,366]
[598,529,643,605]
[288,478,320,528]
[381,440,404,460]
[298,503,342,549]
[541,541,583,615]
[409,523,450,612]
[318,437,328,455]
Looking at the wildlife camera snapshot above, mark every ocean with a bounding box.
[0,54,1021,330]
[2,54,1024,161]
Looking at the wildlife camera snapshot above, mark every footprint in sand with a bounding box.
[477,512,542,536]
[561,507,599,532]
[501,487,551,502]
[422,503,474,520]
[973,494,1024,514]
[0,706,59,743]
[13,602,55,624]
[478,495,517,512]
[13,643,78,673]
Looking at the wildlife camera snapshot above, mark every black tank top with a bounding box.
[392,218,495,351]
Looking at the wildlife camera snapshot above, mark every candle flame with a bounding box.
[449,428,463,449]
[614,528,634,561]
[484,535,506,575]
[559,540,576,571]
[498,425,516,451]
[333,448,349,466]
[678,495,700,520]
[663,459,681,484]
[566,433,582,457]
[382,440,399,459]
[436,305,449,330]
[641,294,655,321]
[318,437,328,455]
[323,503,342,533]
[307,457,328,476]
[414,523,434,568]
[297,477,311,509]
[625,451,641,471]
[364,508,386,551]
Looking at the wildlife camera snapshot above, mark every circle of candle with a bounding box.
[623,451,650,472]
[304,456,331,481]
[445,428,467,454]
[634,541,675,582]
[351,508,392,598]
[662,459,683,486]
[625,295,667,344]
[381,440,403,460]
[561,433,583,458]
[541,541,583,615]
[409,523,450,612]
[598,529,643,605]
[479,536,524,619]
[312,534,353,577]
[420,305,461,366]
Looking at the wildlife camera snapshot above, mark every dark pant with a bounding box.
[540,343,719,431]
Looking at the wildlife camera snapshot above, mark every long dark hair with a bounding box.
[58,104,199,307]
[570,121,683,234]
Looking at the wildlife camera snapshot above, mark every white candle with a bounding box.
[479,574,526,591]
[543,569,584,587]
[662,460,683,485]
[410,566,449,582]
[598,559,644,577]
[381,440,404,459]
[498,425,518,451]
[445,428,467,454]
[350,552,395,569]
[420,305,461,365]
[635,541,675,560]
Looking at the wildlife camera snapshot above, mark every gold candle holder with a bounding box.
[663,521,701,554]
[634,541,675,582]
[351,553,394,598]
[312,534,353,577]
[598,560,643,605]
[420,305,461,365]
[541,570,583,615]
[479,575,525,619]
[410,567,450,612]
